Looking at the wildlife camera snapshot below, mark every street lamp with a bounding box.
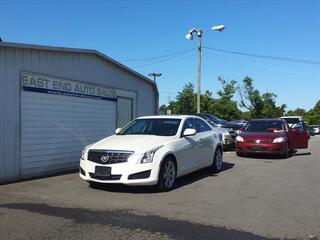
[185,25,225,113]
[148,72,162,83]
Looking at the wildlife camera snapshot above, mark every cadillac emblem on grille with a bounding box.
[101,155,109,163]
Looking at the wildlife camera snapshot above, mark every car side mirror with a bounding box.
[289,127,298,133]
[183,128,197,137]
[115,128,122,134]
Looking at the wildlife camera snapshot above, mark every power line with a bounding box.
[120,48,196,62]
[203,46,320,65]
[132,49,195,68]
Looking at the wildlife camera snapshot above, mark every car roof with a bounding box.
[280,116,302,119]
[137,115,203,120]
[250,118,285,122]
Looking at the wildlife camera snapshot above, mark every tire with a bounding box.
[236,152,244,157]
[213,147,223,173]
[157,157,176,192]
[281,143,290,159]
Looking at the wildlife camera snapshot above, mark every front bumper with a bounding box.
[236,141,286,155]
[79,154,160,186]
[222,134,235,149]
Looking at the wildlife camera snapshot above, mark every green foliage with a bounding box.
[174,83,197,114]
[304,100,320,125]
[161,75,318,124]
[239,76,286,118]
[165,78,241,120]
[286,108,306,116]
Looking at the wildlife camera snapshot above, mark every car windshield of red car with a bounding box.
[244,121,284,132]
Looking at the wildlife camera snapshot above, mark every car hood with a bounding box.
[217,122,242,130]
[240,131,286,140]
[89,134,175,154]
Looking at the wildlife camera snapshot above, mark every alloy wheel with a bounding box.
[163,160,176,188]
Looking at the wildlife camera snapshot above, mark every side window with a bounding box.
[181,118,195,134]
[195,119,211,133]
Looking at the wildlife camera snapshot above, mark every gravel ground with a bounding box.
[0,136,319,240]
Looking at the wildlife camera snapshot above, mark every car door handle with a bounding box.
[197,138,203,143]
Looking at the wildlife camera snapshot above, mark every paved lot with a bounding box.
[0,136,319,240]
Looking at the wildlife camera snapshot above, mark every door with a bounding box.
[288,124,308,149]
[175,118,199,174]
[21,91,116,177]
[194,118,214,166]
[117,97,133,128]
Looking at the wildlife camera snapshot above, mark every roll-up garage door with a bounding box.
[21,91,116,177]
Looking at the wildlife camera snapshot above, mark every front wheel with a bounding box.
[281,143,290,159]
[213,147,223,173]
[157,157,176,192]
[236,152,244,157]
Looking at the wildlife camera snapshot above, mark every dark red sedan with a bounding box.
[235,118,308,158]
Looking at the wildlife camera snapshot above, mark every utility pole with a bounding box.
[185,25,225,113]
[196,30,202,114]
[148,73,162,115]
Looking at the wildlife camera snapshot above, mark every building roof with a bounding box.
[0,41,157,88]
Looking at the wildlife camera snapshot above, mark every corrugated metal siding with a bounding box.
[0,47,21,182]
[0,46,156,182]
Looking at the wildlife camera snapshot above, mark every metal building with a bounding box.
[0,42,158,183]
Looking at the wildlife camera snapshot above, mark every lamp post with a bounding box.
[148,73,162,115]
[148,72,162,83]
[185,25,225,113]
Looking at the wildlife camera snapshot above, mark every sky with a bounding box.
[1,0,319,111]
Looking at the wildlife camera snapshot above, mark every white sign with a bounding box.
[21,72,117,101]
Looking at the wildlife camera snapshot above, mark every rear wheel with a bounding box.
[157,157,176,192]
[213,147,223,173]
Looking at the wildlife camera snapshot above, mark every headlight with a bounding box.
[236,136,244,142]
[235,129,241,135]
[222,131,230,136]
[81,144,93,160]
[272,137,286,143]
[141,146,163,164]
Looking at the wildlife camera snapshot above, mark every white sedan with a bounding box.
[80,115,223,191]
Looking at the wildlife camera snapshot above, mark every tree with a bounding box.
[161,79,242,120]
[261,92,286,118]
[238,76,286,118]
[217,77,237,101]
[159,104,168,114]
[208,77,241,121]
[286,108,306,116]
[166,83,196,114]
[238,76,264,118]
[304,100,320,125]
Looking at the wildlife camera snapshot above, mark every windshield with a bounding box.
[206,114,223,124]
[118,118,181,136]
[282,118,300,124]
[245,121,284,132]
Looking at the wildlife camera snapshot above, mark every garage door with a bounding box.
[21,91,116,177]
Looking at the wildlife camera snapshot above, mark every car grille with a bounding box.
[89,173,122,180]
[87,150,134,165]
[246,140,270,144]
[247,146,268,152]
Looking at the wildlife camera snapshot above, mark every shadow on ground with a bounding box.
[0,203,287,240]
[238,150,312,160]
[89,162,235,194]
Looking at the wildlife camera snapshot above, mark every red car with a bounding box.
[235,118,308,158]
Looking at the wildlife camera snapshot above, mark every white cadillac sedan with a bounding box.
[80,115,223,191]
